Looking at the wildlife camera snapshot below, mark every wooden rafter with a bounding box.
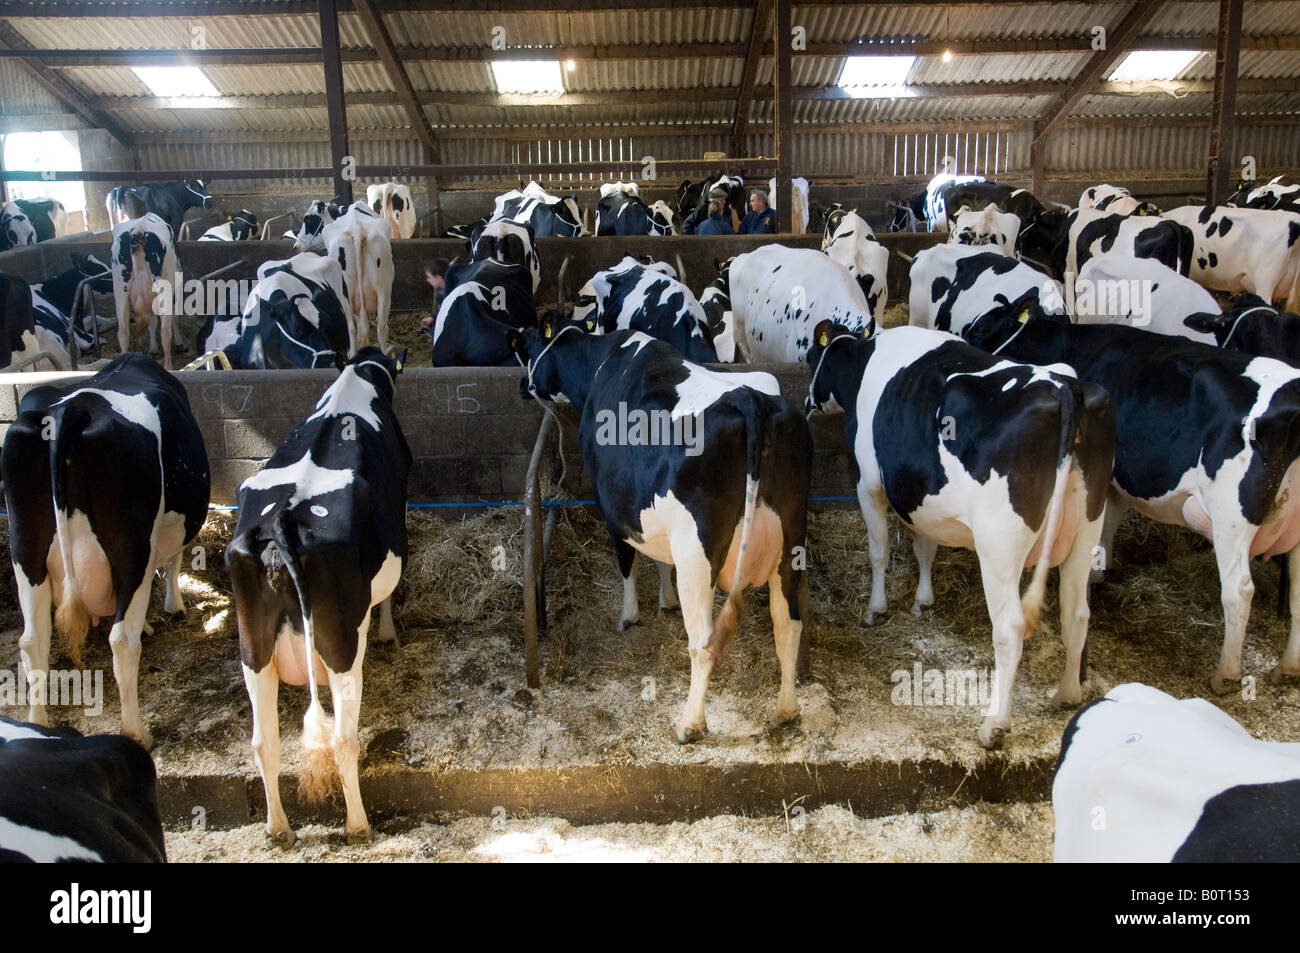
[732,0,772,155]
[351,0,440,158]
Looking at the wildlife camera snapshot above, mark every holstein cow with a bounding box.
[821,207,889,322]
[111,213,180,369]
[199,253,353,370]
[595,189,676,236]
[1061,207,1193,283]
[0,271,59,371]
[198,210,259,242]
[707,245,874,363]
[1184,292,1300,366]
[324,202,394,352]
[492,180,584,237]
[469,218,540,292]
[291,198,348,253]
[805,322,1114,746]
[428,259,536,367]
[510,315,812,742]
[680,174,747,234]
[580,256,719,363]
[1053,683,1300,862]
[0,202,36,251]
[1164,204,1300,313]
[12,198,69,242]
[31,255,113,354]
[3,353,210,747]
[1232,175,1300,214]
[767,176,810,233]
[227,347,410,844]
[948,204,1021,258]
[0,716,165,863]
[908,243,1067,336]
[962,303,1300,694]
[1075,254,1220,343]
[923,172,986,232]
[105,179,212,237]
[366,182,416,239]
[941,181,1047,227]
[1078,184,1162,217]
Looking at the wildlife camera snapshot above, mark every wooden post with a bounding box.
[522,412,556,689]
[1207,0,1243,205]
[1031,139,1045,197]
[773,0,792,233]
[318,0,352,204]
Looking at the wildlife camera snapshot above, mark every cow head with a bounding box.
[0,203,37,251]
[186,179,214,209]
[509,310,586,403]
[1182,292,1278,347]
[805,319,872,417]
[348,345,405,393]
[72,253,115,293]
[229,210,259,241]
[960,290,1066,354]
[888,194,924,232]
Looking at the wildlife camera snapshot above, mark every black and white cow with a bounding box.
[0,716,165,863]
[805,321,1115,746]
[1164,204,1300,313]
[291,198,348,253]
[908,243,1066,336]
[595,188,675,236]
[227,347,409,844]
[106,179,212,237]
[1234,175,1300,214]
[111,213,180,369]
[3,353,211,747]
[323,202,394,352]
[469,218,540,292]
[1184,293,1300,365]
[941,181,1047,229]
[200,253,353,370]
[579,256,718,363]
[0,202,37,251]
[491,181,583,238]
[1053,683,1300,862]
[198,210,259,242]
[12,198,68,242]
[1078,184,1162,217]
[923,173,986,232]
[821,207,888,322]
[962,303,1300,694]
[948,205,1021,258]
[1074,254,1220,343]
[429,258,536,367]
[0,271,45,370]
[30,254,113,353]
[510,315,812,742]
[680,175,746,234]
[712,245,873,363]
[1061,207,1193,281]
[366,182,416,239]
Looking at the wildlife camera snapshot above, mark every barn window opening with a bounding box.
[891,130,1011,177]
[512,135,634,185]
[131,66,219,97]
[1,130,87,227]
[837,55,915,98]
[491,60,565,94]
[1107,50,1200,82]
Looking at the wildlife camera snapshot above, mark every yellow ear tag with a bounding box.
[543,323,553,339]
[818,329,829,347]
[1018,309,1030,324]
[585,320,595,331]
[395,360,403,372]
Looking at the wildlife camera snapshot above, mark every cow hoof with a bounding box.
[1268,665,1300,685]
[770,709,801,734]
[1050,687,1083,709]
[347,828,373,846]
[673,723,707,744]
[976,724,1006,750]
[1209,672,1240,696]
[142,620,154,637]
[616,616,638,633]
[911,603,924,617]
[267,829,296,849]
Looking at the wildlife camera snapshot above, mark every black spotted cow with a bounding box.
[12,198,68,242]
[469,218,540,292]
[0,716,165,863]
[1074,255,1220,343]
[428,258,537,367]
[510,315,812,742]
[31,254,113,354]
[821,207,888,322]
[1078,184,1162,217]
[291,198,348,253]
[941,181,1047,230]
[199,253,353,370]
[0,202,36,251]
[1184,293,1300,365]
[198,210,259,242]
[806,322,1115,746]
[595,186,676,236]
[3,353,211,748]
[366,182,416,239]
[106,179,212,237]
[1165,205,1300,313]
[1233,175,1300,214]
[0,271,49,370]
[908,244,1066,336]
[1061,208,1193,282]
[323,202,394,353]
[111,213,180,369]
[948,205,1021,258]
[579,256,719,363]
[924,173,986,232]
[1053,683,1300,862]
[962,303,1300,695]
[227,348,410,844]
[491,181,583,237]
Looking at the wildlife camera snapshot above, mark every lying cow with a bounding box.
[1053,683,1300,862]
[324,202,394,352]
[948,204,1021,258]
[908,243,1067,336]
[821,207,888,322]
[227,347,410,844]
[806,321,1114,746]
[367,182,416,239]
[199,210,259,242]
[106,179,212,237]
[0,202,36,251]
[12,198,68,242]
[1074,254,1220,344]
[1232,175,1300,214]
[962,301,1300,694]
[580,256,719,362]
[0,716,165,863]
[469,218,540,292]
[492,180,583,237]
[3,353,210,747]
[30,254,113,354]
[428,258,536,367]
[1165,204,1300,313]
[111,213,180,369]
[510,315,812,742]
[595,190,675,236]
[0,271,61,371]
[1078,184,1162,217]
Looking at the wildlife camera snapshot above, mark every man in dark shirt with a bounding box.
[739,189,778,234]
[419,258,449,331]
[695,196,735,236]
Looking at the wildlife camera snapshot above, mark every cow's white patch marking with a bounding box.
[671,363,779,420]
[307,365,380,430]
[54,388,161,438]
[0,816,100,863]
[260,502,276,516]
[241,451,355,506]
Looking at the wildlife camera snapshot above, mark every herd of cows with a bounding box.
[1,167,1300,862]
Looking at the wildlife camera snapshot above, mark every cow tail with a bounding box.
[708,389,767,662]
[1022,383,1076,637]
[270,510,336,802]
[50,404,91,667]
[130,233,151,337]
[1177,222,1193,277]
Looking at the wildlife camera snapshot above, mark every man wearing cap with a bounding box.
[739,189,778,234]
[695,192,735,236]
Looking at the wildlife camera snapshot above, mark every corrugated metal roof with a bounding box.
[0,58,75,115]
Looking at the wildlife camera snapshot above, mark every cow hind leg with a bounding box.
[912,534,938,616]
[376,595,398,646]
[768,560,802,727]
[162,548,185,615]
[1210,522,1255,694]
[327,628,369,842]
[108,576,155,749]
[973,546,1028,749]
[613,537,639,632]
[1269,544,1300,683]
[1053,512,1103,707]
[16,573,54,727]
[672,538,717,743]
[160,314,173,370]
[242,661,294,846]
[657,561,678,613]
[859,485,891,624]
[1091,494,1124,583]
